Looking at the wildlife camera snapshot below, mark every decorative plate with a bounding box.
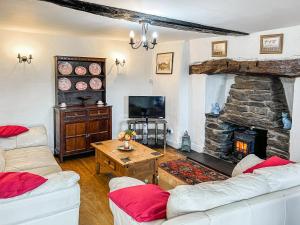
[58,62,73,75]
[89,63,101,75]
[75,66,87,75]
[89,78,102,90]
[58,78,72,91]
[75,81,88,91]
[117,146,134,151]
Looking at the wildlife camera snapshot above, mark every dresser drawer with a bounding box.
[64,111,87,122]
[89,108,109,117]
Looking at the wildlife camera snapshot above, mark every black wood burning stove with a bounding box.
[233,127,267,162]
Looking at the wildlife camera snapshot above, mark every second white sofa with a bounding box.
[109,161,300,225]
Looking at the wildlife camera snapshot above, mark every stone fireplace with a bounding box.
[204,75,291,161]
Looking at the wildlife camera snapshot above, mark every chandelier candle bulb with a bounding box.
[128,20,158,50]
[152,32,158,40]
[129,30,135,38]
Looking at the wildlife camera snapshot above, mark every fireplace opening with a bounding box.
[232,126,267,162]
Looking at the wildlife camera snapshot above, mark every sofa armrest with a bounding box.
[0,171,80,204]
[109,177,145,192]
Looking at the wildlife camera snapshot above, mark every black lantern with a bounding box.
[181,131,191,152]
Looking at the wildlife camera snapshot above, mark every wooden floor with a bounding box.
[58,147,186,225]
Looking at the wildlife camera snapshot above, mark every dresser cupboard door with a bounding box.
[65,122,87,153]
[87,119,110,147]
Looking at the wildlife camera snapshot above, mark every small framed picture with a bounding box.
[260,34,283,54]
[156,52,174,74]
[212,41,227,57]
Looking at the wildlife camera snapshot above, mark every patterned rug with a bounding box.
[159,159,229,185]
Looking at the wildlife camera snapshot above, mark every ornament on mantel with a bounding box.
[282,112,292,130]
[211,103,221,115]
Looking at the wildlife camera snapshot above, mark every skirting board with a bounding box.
[167,140,204,153]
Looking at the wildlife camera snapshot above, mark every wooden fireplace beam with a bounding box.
[38,0,248,36]
[189,59,300,78]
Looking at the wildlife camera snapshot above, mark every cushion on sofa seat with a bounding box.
[0,172,47,198]
[0,126,29,138]
[4,146,61,176]
[232,154,264,177]
[0,150,5,172]
[167,173,270,219]
[243,156,293,174]
[109,184,170,222]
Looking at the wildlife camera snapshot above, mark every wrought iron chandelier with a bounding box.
[129,20,158,50]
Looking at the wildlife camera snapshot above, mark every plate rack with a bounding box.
[55,56,106,106]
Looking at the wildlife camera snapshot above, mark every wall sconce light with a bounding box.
[17,53,33,64]
[115,58,126,67]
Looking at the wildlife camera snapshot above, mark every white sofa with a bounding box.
[0,126,80,225]
[109,157,300,225]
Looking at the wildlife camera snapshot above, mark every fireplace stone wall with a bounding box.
[204,75,291,159]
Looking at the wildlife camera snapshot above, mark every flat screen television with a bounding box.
[129,96,165,119]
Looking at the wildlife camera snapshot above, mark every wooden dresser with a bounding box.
[54,56,112,162]
[54,105,112,162]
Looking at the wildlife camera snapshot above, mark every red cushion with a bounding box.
[243,156,294,174]
[0,172,47,198]
[0,125,29,138]
[109,184,170,222]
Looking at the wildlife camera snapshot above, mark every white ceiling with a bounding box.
[1,0,300,41]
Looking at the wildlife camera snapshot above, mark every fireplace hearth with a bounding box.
[204,75,291,162]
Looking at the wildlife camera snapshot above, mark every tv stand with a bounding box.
[127,118,167,151]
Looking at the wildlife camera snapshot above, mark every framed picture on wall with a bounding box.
[156,52,174,74]
[212,41,227,57]
[260,34,284,54]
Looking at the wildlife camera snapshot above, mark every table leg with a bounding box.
[96,162,100,174]
[153,159,159,184]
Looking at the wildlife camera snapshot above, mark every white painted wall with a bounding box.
[0,29,152,151]
[205,75,236,113]
[188,25,300,156]
[290,78,300,161]
[151,41,189,148]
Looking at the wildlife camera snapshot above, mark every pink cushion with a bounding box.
[0,125,29,138]
[243,156,294,174]
[109,184,170,222]
[0,172,47,198]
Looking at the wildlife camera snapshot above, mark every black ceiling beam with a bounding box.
[38,0,249,36]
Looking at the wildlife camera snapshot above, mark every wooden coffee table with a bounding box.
[91,140,164,184]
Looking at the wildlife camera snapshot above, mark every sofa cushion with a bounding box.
[0,126,48,151]
[0,150,5,172]
[243,156,293,174]
[4,146,61,176]
[232,154,264,177]
[0,172,47,199]
[0,137,17,151]
[254,163,300,192]
[109,184,170,222]
[16,126,48,149]
[0,125,29,138]
[167,173,270,219]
